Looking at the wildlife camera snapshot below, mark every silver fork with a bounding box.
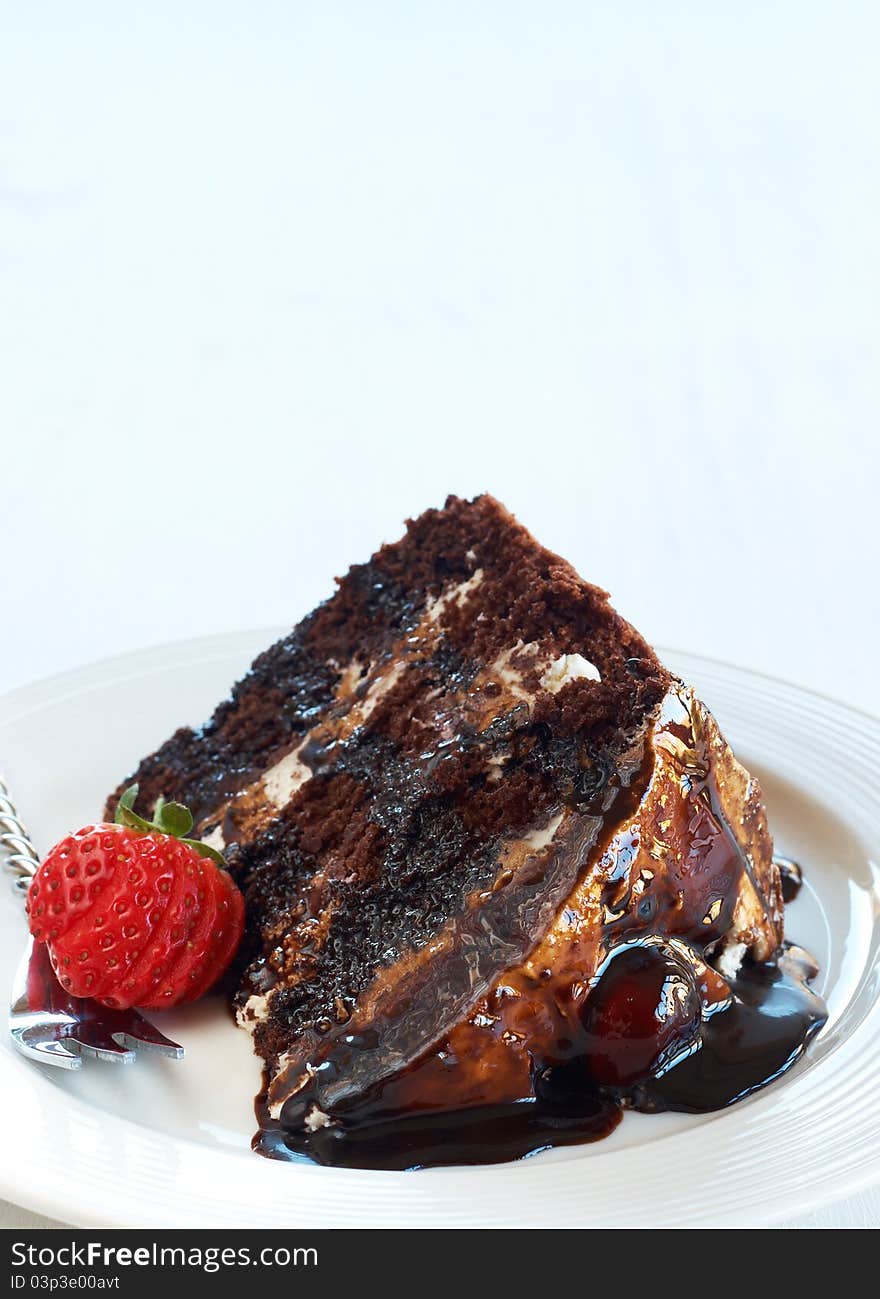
[2,774,184,1069]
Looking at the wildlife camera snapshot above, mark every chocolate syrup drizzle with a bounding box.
[245,659,827,1173]
[776,855,804,904]
[250,677,827,1171]
[254,855,826,1171]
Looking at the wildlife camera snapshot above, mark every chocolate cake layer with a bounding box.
[107,494,824,1167]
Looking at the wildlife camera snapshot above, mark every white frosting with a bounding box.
[715,940,747,981]
[540,653,601,693]
[488,641,541,706]
[357,658,406,723]
[236,991,272,1031]
[262,741,311,809]
[201,824,226,852]
[335,658,366,696]
[427,569,484,623]
[303,1105,333,1132]
[519,809,565,852]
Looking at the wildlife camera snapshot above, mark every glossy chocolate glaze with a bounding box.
[249,676,826,1169]
[252,697,826,1171]
[632,943,824,1113]
[255,1079,623,1169]
[254,931,825,1170]
[775,855,804,903]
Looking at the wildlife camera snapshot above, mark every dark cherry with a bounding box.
[581,943,702,1088]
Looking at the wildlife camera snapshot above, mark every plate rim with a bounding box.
[1,632,879,1228]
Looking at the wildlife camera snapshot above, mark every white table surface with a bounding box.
[1,2,877,1229]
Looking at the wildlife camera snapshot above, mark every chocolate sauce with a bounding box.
[255,1085,622,1170]
[255,926,826,1170]
[248,679,827,1172]
[630,944,825,1113]
[775,855,804,903]
[251,694,827,1173]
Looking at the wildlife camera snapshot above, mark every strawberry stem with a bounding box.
[114,784,226,866]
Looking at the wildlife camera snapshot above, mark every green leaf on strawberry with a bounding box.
[114,783,225,865]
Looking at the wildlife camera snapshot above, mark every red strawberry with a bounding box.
[26,786,244,1011]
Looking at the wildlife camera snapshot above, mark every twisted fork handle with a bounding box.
[0,774,40,896]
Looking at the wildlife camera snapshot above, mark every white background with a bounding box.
[1,2,877,1227]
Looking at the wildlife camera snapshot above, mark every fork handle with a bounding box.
[0,774,40,896]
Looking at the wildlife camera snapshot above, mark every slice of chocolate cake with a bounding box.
[107,495,825,1168]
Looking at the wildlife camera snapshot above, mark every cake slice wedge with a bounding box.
[107,494,825,1168]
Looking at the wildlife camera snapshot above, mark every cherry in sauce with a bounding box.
[580,943,702,1088]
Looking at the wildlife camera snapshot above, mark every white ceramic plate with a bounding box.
[1,634,878,1228]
